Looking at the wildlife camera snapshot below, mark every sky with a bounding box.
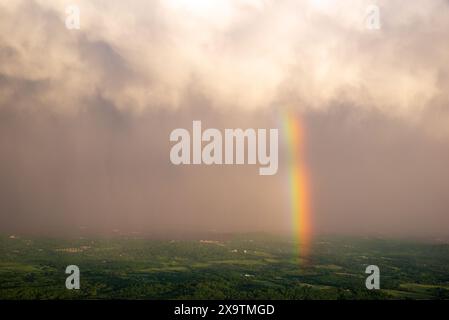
[0,0,449,237]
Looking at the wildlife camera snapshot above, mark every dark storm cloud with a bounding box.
[0,0,448,237]
[1,103,449,237]
[305,105,449,237]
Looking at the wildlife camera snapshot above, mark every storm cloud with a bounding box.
[0,0,448,237]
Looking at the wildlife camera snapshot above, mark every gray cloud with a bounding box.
[0,0,448,237]
[1,103,449,237]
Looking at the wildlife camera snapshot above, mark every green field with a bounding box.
[1,234,449,299]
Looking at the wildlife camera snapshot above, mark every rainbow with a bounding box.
[283,113,312,262]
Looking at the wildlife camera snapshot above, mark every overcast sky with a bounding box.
[1,0,448,237]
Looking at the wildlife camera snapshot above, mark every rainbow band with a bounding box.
[283,114,312,261]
